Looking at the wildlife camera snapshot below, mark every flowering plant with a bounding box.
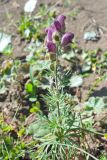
[25,15,100,160]
[45,14,74,54]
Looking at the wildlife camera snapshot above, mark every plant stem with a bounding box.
[55,49,60,117]
[73,125,104,136]
[2,139,11,160]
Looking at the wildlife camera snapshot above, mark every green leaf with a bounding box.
[61,51,75,60]
[69,75,83,88]
[25,83,33,93]
[2,125,13,132]
[0,81,6,94]
[30,106,40,113]
[85,97,107,113]
[0,32,12,55]
[82,63,91,72]
[3,44,12,55]
[26,119,50,138]
[29,60,51,84]
[29,97,37,102]
[18,128,25,137]
[104,133,107,139]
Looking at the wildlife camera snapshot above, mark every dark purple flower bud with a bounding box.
[46,41,56,53]
[61,32,74,46]
[57,15,66,30]
[54,20,62,32]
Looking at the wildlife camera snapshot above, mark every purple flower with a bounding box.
[61,32,74,46]
[45,25,55,34]
[47,29,53,42]
[46,41,56,53]
[54,20,62,32]
[57,15,66,31]
[45,25,56,42]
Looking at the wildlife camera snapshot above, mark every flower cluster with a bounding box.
[45,15,74,53]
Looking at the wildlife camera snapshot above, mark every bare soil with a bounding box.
[61,0,107,51]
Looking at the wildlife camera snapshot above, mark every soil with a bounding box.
[66,0,107,51]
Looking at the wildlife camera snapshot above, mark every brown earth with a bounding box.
[66,0,107,51]
[0,0,27,57]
